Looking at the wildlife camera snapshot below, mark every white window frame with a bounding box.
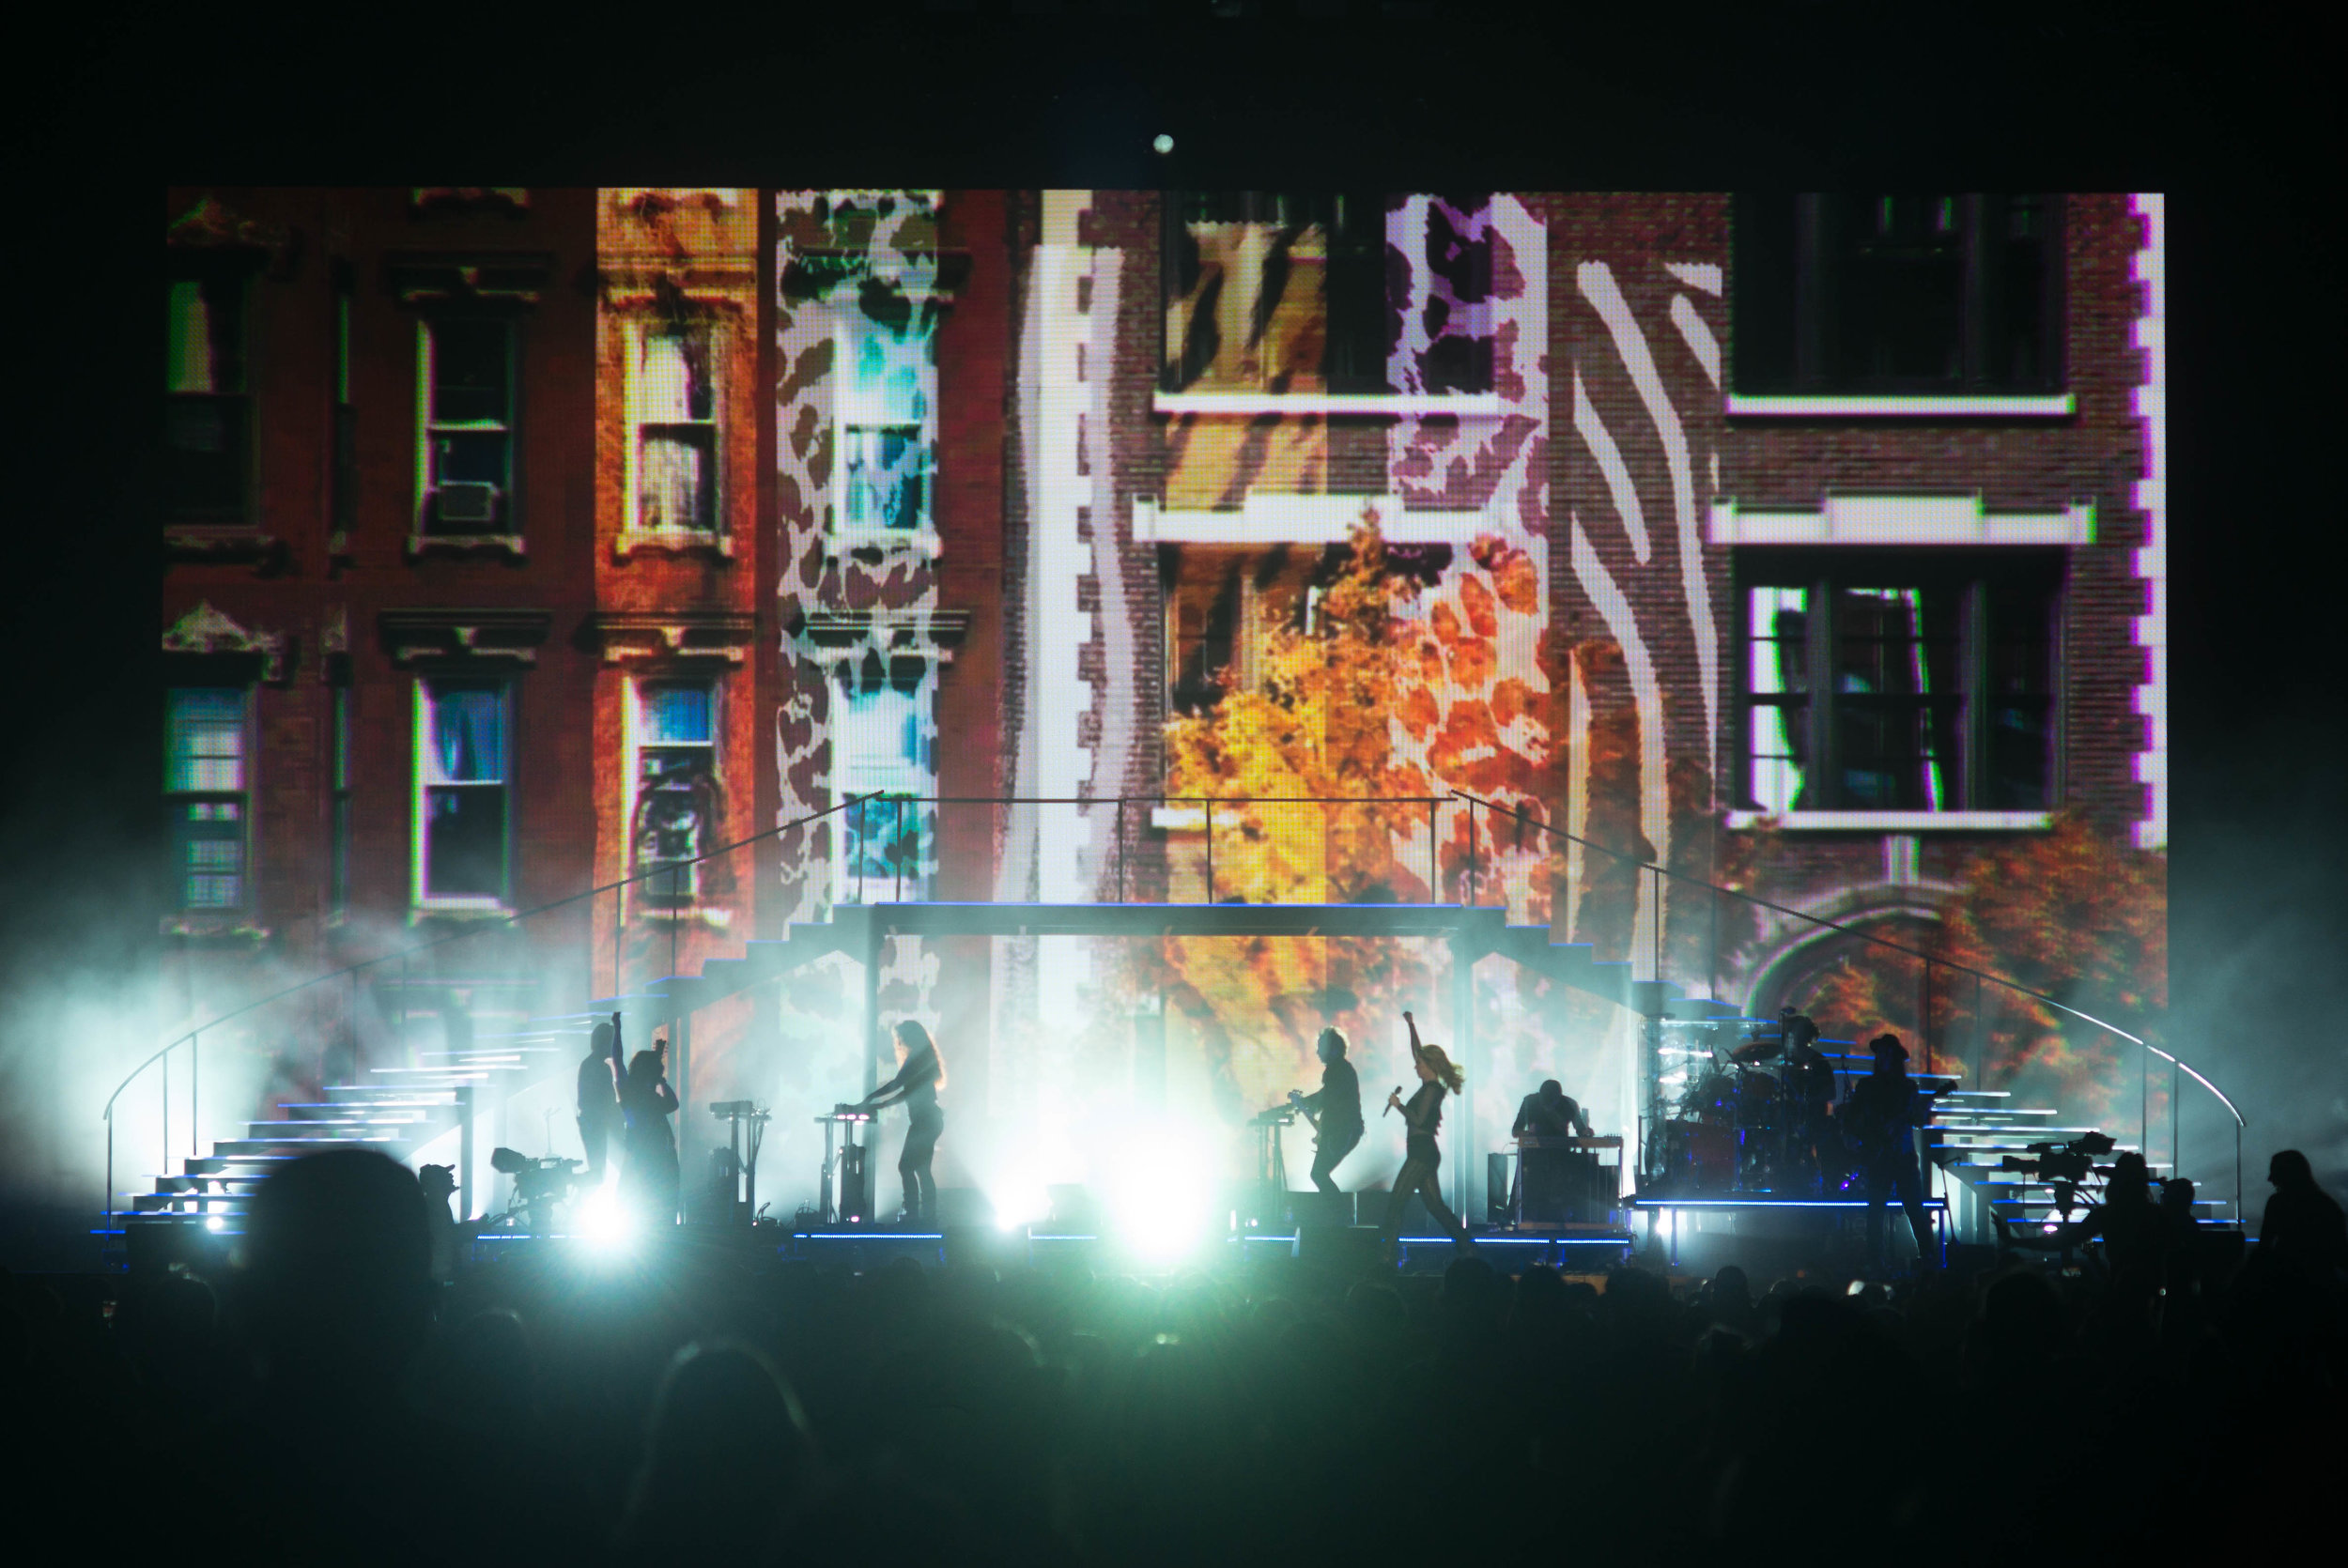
[165,686,252,912]
[830,307,941,557]
[1727,547,2064,832]
[620,316,732,556]
[830,666,937,906]
[411,677,514,912]
[413,316,522,550]
[626,676,722,912]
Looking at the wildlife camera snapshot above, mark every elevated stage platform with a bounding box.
[1629,1191,1953,1267]
[589,899,1748,1027]
[456,1222,1636,1279]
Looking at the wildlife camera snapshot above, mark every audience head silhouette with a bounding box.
[2269,1148,2315,1189]
[237,1149,431,1391]
[618,1340,815,1564]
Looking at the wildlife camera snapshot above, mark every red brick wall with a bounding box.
[162,186,602,1065]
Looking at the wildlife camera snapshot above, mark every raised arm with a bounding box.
[1404,1009,1428,1067]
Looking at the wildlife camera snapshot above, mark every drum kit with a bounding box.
[1653,1014,1843,1196]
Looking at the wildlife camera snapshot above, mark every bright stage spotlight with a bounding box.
[1105,1124,1219,1267]
[205,1215,226,1233]
[574,1184,631,1252]
[988,1176,1051,1234]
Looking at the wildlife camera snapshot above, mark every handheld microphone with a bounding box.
[1383,1084,1404,1116]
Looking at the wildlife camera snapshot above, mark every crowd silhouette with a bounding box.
[5,1145,2340,1565]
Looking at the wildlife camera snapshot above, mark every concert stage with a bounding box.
[1628,1191,1952,1268]
[452,1222,1638,1278]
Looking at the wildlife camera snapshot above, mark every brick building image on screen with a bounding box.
[147,188,2164,1230]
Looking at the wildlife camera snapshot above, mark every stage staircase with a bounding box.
[1925,1091,2236,1243]
[105,1038,569,1263]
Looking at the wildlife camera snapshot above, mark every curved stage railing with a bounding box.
[1444,789,2242,1220]
[101,793,882,1238]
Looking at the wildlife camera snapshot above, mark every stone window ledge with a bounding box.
[166,526,280,561]
[409,900,516,923]
[827,529,943,560]
[1725,810,2055,832]
[406,533,528,561]
[633,903,734,930]
[1724,393,2075,419]
[1153,392,1508,419]
[614,529,734,561]
[161,915,270,943]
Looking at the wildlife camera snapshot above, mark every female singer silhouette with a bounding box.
[619,1038,682,1227]
[1377,1009,1474,1255]
[857,1021,945,1227]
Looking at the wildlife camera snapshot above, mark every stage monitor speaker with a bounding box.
[1290,1190,1355,1228]
[1387,1192,1445,1236]
[943,1224,1023,1272]
[1297,1224,1380,1275]
[1045,1183,1100,1234]
[1487,1153,1513,1223]
[937,1187,992,1230]
[697,1147,744,1224]
[840,1145,871,1223]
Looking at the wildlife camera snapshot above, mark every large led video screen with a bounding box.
[147,188,2168,1232]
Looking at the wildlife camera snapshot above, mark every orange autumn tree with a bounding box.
[1117,513,1577,1119]
[1805,812,2167,1125]
[1120,511,1781,1120]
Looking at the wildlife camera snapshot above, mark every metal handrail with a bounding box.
[1445,787,2243,1223]
[100,792,883,1230]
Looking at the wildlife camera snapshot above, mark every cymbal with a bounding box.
[1730,1037,1783,1063]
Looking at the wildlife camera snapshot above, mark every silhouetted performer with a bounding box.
[1843,1034,1935,1271]
[1377,1010,1473,1252]
[620,1038,681,1227]
[577,1018,622,1180]
[2258,1148,2348,1278]
[1511,1079,1590,1222]
[1512,1079,1592,1139]
[1288,1025,1364,1194]
[1780,1026,1838,1194]
[418,1162,458,1282]
[857,1020,944,1227]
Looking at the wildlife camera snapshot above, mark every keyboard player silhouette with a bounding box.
[1511,1080,1593,1223]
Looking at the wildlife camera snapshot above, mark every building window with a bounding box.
[835,309,933,542]
[632,322,719,533]
[332,263,357,539]
[631,680,718,905]
[330,684,352,915]
[166,688,249,909]
[833,661,934,903]
[414,679,510,903]
[1163,191,1462,397]
[417,317,517,535]
[1160,541,1384,715]
[164,275,251,521]
[1732,193,2062,396]
[1740,553,2058,814]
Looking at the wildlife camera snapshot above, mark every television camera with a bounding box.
[1999,1130,2117,1220]
[489,1145,583,1234]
